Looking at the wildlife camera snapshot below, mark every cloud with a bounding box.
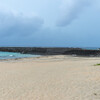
[0,12,44,38]
[57,0,93,27]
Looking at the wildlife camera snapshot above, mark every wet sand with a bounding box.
[0,55,100,100]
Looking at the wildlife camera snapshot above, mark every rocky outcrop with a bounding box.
[0,47,100,56]
[63,49,100,56]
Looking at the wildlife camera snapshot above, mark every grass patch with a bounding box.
[94,63,100,66]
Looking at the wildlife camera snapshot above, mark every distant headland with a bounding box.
[0,47,100,57]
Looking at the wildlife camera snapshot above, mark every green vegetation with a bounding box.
[94,64,100,66]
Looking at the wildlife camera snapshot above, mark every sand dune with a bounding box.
[0,55,100,100]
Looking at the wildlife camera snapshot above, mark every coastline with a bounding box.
[0,47,100,56]
[0,55,100,100]
[0,54,100,62]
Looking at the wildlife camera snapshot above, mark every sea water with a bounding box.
[82,47,100,50]
[0,52,40,59]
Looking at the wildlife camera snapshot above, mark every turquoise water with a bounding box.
[0,52,40,59]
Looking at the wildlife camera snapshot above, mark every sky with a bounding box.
[0,0,100,47]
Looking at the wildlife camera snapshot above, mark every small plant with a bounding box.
[94,63,100,66]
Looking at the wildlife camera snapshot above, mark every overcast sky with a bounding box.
[0,0,100,47]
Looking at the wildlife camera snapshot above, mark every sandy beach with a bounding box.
[0,55,100,100]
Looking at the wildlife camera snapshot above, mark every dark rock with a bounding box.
[0,47,100,57]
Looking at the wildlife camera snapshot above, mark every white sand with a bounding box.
[0,55,100,100]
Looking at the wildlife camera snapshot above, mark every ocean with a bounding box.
[81,47,100,50]
[0,52,40,60]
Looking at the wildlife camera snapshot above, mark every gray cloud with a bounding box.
[57,0,93,27]
[0,12,44,38]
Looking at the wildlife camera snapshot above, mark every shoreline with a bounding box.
[1,55,100,62]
